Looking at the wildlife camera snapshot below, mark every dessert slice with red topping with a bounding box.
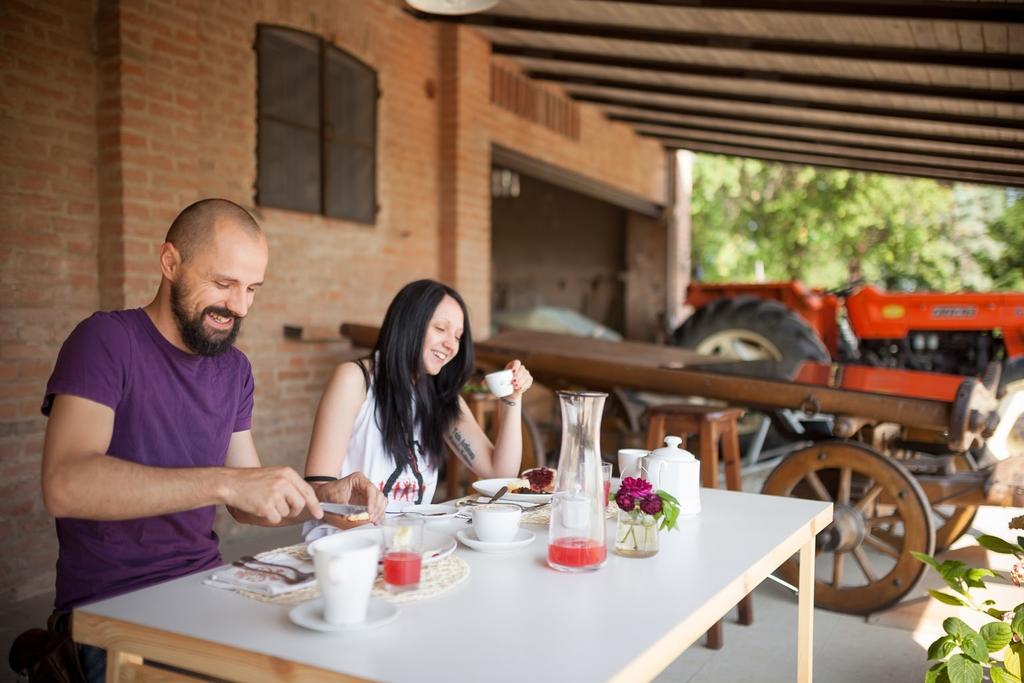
[521,466,556,494]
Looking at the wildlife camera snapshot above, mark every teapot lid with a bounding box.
[648,435,696,462]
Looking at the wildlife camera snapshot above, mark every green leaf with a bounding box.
[930,590,970,608]
[1006,642,1024,678]
[981,622,1013,653]
[940,560,968,580]
[966,568,996,582]
[914,551,942,572]
[961,632,990,663]
[991,668,1022,683]
[946,654,983,683]
[1013,607,1024,640]
[925,661,946,683]
[978,535,1021,555]
[928,635,958,661]
[944,617,976,639]
[988,608,1009,620]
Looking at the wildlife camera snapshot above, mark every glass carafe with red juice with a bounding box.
[547,391,608,572]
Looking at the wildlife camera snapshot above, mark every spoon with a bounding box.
[487,485,509,504]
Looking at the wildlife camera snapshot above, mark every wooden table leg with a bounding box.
[106,650,141,682]
[704,620,723,650]
[797,536,815,683]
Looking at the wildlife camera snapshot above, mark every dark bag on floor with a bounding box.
[8,614,86,683]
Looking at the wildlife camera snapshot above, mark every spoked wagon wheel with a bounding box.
[762,440,935,615]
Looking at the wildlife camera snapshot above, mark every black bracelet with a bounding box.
[304,475,338,483]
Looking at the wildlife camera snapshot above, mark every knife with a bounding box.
[319,502,370,516]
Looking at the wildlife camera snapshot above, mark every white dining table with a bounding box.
[75,488,832,682]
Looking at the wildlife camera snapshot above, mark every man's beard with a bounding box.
[170,281,242,356]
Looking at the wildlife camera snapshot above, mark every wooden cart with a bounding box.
[341,324,1017,615]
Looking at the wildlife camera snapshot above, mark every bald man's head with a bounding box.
[165,198,262,263]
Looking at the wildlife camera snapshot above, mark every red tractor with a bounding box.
[672,282,1024,459]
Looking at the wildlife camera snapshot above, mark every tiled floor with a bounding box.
[5,487,1019,682]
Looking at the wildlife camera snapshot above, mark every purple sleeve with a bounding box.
[234,355,254,433]
[42,313,130,415]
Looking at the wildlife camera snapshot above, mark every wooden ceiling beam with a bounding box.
[492,45,1024,105]
[614,115,1024,167]
[534,71,1024,131]
[655,138,1024,188]
[573,93,1024,151]
[642,130,1024,177]
[419,12,1024,68]
[578,0,1024,24]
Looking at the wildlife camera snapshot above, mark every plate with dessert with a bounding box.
[472,466,556,503]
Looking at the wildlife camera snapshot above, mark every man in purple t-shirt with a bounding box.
[39,199,385,679]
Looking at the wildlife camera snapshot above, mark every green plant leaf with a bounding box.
[940,560,968,579]
[966,568,996,582]
[914,551,942,572]
[925,661,947,683]
[991,668,1023,683]
[930,590,970,608]
[928,635,958,661]
[1012,607,1024,640]
[945,617,975,640]
[978,535,1021,555]
[981,622,1013,652]
[988,608,1009,620]
[961,632,990,663]
[1006,642,1024,678]
[946,654,983,683]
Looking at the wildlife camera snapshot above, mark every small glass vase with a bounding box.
[614,508,659,558]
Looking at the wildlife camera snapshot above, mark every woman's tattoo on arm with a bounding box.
[499,397,518,407]
[450,427,476,463]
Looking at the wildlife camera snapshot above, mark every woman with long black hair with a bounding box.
[303,279,532,539]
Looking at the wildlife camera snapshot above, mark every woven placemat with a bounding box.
[237,544,469,606]
[521,502,617,526]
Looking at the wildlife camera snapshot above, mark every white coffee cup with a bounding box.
[484,369,515,398]
[472,503,522,542]
[311,534,380,626]
[618,448,649,479]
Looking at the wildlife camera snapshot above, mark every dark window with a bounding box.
[256,25,378,223]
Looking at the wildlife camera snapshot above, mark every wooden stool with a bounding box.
[644,404,753,650]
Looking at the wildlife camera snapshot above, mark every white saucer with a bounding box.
[289,598,398,632]
[456,528,535,553]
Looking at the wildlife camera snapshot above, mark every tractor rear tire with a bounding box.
[672,296,830,367]
[981,358,1024,461]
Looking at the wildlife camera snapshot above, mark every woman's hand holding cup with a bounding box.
[485,360,533,402]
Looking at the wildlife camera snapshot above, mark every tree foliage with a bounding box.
[690,154,1020,291]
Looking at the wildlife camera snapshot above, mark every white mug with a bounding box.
[472,503,521,542]
[484,369,515,398]
[312,534,379,626]
[617,448,649,479]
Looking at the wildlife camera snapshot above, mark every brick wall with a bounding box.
[0,0,101,600]
[0,0,665,602]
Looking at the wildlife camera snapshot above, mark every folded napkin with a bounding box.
[204,549,316,597]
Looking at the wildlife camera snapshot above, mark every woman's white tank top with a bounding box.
[303,373,439,542]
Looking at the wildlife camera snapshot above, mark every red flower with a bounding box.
[615,491,636,513]
[639,494,663,516]
[619,476,653,498]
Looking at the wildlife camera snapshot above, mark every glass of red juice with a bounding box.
[383,517,424,593]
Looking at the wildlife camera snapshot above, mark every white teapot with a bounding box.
[642,436,701,515]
